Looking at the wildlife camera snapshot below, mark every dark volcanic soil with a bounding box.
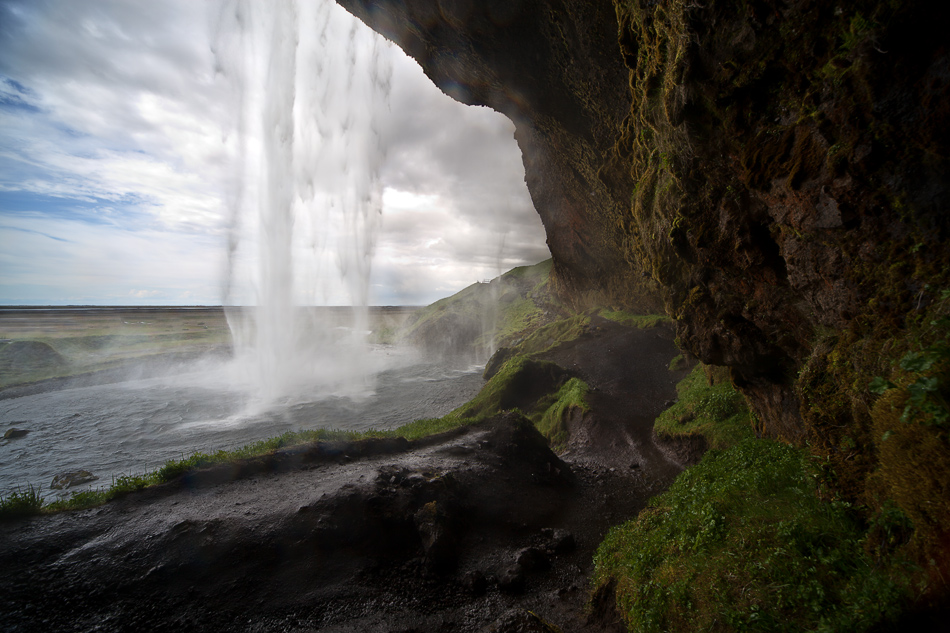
[0,321,689,632]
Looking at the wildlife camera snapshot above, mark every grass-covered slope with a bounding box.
[592,363,922,632]
[654,364,756,450]
[398,259,559,359]
[593,439,910,633]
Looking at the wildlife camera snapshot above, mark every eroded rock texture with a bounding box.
[338,0,950,560]
[336,0,663,311]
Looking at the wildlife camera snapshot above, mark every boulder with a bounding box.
[540,528,576,555]
[3,428,30,440]
[515,546,550,572]
[497,565,526,595]
[50,470,99,490]
[413,500,458,572]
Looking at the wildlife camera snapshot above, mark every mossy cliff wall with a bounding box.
[337,0,950,569]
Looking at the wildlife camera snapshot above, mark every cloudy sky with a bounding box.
[0,0,549,306]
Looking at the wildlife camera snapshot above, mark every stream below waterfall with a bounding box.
[0,348,484,500]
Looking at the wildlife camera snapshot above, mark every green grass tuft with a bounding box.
[0,413,494,518]
[593,438,911,633]
[655,364,755,449]
[0,485,43,517]
[534,377,590,449]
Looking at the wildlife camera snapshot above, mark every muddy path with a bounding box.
[0,321,690,632]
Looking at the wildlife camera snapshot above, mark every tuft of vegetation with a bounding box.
[654,364,756,450]
[869,290,950,429]
[452,356,570,421]
[505,315,591,357]
[593,438,912,633]
[0,485,43,517]
[534,377,590,449]
[597,309,672,330]
[667,354,686,371]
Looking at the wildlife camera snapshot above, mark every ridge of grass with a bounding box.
[0,420,485,519]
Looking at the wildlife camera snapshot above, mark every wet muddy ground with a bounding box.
[0,321,692,632]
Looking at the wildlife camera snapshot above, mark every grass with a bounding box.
[505,315,592,357]
[534,377,590,449]
[654,364,756,449]
[597,309,672,330]
[0,308,232,388]
[0,485,43,517]
[453,354,589,449]
[592,438,912,632]
[398,259,558,353]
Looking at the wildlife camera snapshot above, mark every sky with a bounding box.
[0,0,550,306]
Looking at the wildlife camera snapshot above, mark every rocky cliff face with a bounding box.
[337,0,950,570]
[336,0,664,310]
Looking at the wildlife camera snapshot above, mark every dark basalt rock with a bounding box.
[515,546,550,572]
[414,499,459,572]
[540,527,575,555]
[484,609,564,633]
[497,565,526,595]
[462,569,488,596]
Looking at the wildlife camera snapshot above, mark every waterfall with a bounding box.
[213,0,392,403]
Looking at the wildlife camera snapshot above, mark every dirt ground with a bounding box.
[0,320,691,632]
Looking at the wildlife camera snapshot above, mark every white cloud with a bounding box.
[0,0,548,307]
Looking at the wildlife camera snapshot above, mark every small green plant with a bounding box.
[0,485,43,518]
[870,290,950,430]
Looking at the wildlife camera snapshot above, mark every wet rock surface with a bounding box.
[3,427,29,440]
[0,322,684,632]
[1,415,641,632]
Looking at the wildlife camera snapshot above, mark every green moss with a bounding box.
[509,315,591,357]
[592,439,910,633]
[534,377,590,449]
[655,364,755,450]
[452,356,569,420]
[872,389,950,562]
[494,296,546,346]
[597,309,671,329]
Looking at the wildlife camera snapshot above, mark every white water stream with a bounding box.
[216,0,392,402]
